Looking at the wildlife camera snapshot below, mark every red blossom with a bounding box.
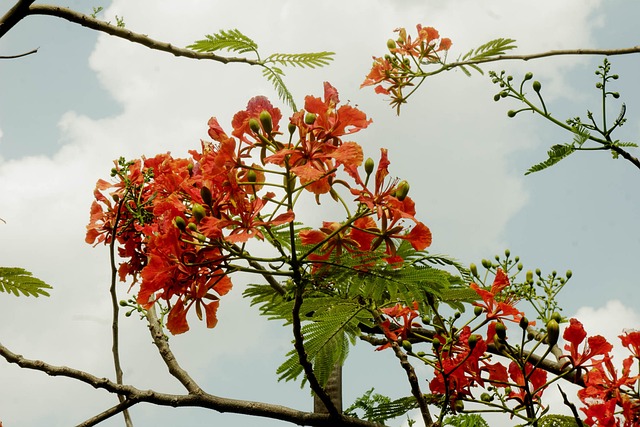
[507,361,548,405]
[620,330,640,359]
[561,318,613,370]
[376,302,420,351]
[470,269,524,323]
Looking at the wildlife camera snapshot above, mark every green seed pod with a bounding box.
[524,72,533,81]
[470,263,478,278]
[547,319,560,346]
[192,203,206,223]
[259,110,273,135]
[248,118,261,134]
[395,180,410,201]
[200,186,213,206]
[402,340,413,352]
[387,39,397,50]
[174,216,187,231]
[495,322,507,340]
[474,306,483,317]
[364,157,375,175]
[304,113,317,125]
[532,80,542,92]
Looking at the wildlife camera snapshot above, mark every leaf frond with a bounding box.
[187,29,259,55]
[264,52,335,69]
[0,267,52,297]
[261,66,297,111]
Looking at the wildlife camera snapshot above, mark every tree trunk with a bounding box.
[313,363,342,414]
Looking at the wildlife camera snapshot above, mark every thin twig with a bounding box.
[0,47,38,59]
[108,198,133,426]
[76,399,137,427]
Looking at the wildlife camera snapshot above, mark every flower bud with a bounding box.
[432,338,441,350]
[468,334,479,349]
[532,80,542,92]
[470,263,478,278]
[526,270,533,283]
[519,317,529,330]
[481,259,492,269]
[200,186,213,206]
[524,72,533,81]
[246,169,257,183]
[551,312,562,323]
[507,110,517,118]
[249,118,261,134]
[454,399,464,412]
[192,203,206,223]
[495,322,507,340]
[402,340,412,352]
[259,110,273,135]
[547,319,560,346]
[474,306,483,317]
[480,392,492,402]
[364,157,375,175]
[395,180,410,201]
[304,113,317,125]
[387,39,397,50]
[187,222,198,232]
[504,249,511,258]
[566,270,572,279]
[174,216,187,231]
[288,122,297,135]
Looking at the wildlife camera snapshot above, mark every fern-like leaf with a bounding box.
[458,38,517,75]
[0,267,52,297]
[262,66,297,111]
[276,301,370,386]
[525,144,576,175]
[345,388,419,423]
[444,413,490,427]
[187,29,259,55]
[264,52,334,68]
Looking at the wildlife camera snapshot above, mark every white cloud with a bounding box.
[0,1,615,425]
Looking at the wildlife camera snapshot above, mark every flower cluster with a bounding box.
[87,83,431,334]
[361,24,452,112]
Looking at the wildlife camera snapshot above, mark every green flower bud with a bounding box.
[187,222,198,232]
[248,118,261,134]
[480,392,492,402]
[519,317,529,330]
[468,334,479,349]
[495,322,507,340]
[474,306,483,317]
[200,186,213,206]
[493,94,501,102]
[517,262,523,271]
[432,338,441,349]
[481,259,492,269]
[387,39,397,50]
[402,340,413,352]
[524,72,533,81]
[504,249,510,258]
[547,319,560,346]
[566,270,572,279]
[304,113,317,125]
[526,270,533,283]
[259,110,273,135]
[470,263,478,278]
[364,157,375,175]
[551,312,562,323]
[507,110,517,118]
[532,80,542,92]
[505,386,512,395]
[288,122,297,135]
[395,180,410,201]
[174,216,187,231]
[246,169,257,183]
[119,300,128,307]
[192,203,206,223]
[454,399,464,412]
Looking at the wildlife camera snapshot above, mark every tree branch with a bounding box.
[0,0,36,39]
[0,47,38,59]
[23,5,261,65]
[0,341,381,427]
[77,400,137,427]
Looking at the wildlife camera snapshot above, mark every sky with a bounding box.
[1,0,639,426]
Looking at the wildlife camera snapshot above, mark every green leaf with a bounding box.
[0,267,52,297]
[187,29,259,55]
[345,388,419,423]
[261,66,297,111]
[461,38,517,61]
[525,144,576,175]
[264,52,334,68]
[444,413,490,427]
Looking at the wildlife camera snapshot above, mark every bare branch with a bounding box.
[0,341,381,427]
[24,5,261,65]
[0,0,36,39]
[77,400,137,427]
[0,47,38,59]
